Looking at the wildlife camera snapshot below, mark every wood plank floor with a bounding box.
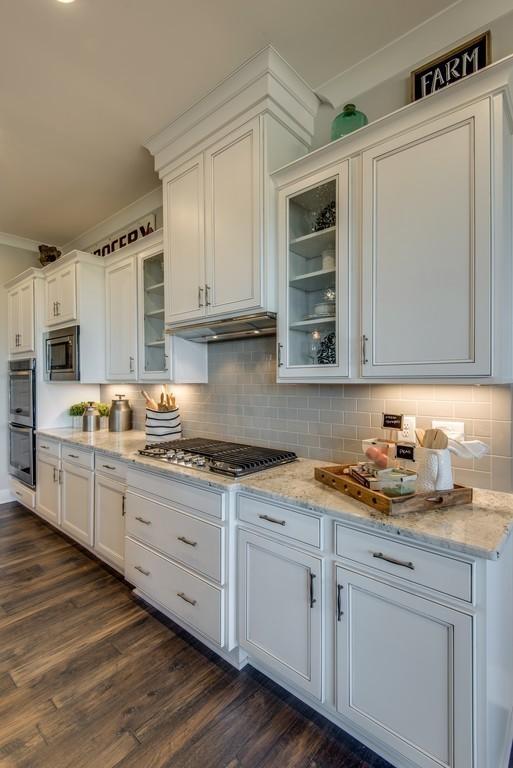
[1,500,489,768]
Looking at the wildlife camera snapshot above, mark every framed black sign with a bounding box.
[411,32,490,101]
[382,413,403,430]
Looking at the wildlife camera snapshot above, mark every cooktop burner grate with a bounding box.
[138,438,297,477]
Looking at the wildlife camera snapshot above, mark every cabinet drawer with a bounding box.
[10,478,35,510]
[95,454,127,482]
[37,437,61,459]
[335,524,472,602]
[238,494,321,548]
[125,537,223,646]
[61,445,94,470]
[127,468,224,519]
[126,492,223,583]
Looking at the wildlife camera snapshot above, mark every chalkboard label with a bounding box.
[411,32,490,101]
[382,413,403,430]
[396,443,416,462]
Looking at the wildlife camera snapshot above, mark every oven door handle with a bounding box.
[9,371,32,378]
[9,425,33,434]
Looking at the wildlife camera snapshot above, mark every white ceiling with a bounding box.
[1,0,456,245]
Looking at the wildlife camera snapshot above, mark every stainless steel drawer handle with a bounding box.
[135,516,152,525]
[134,565,150,576]
[258,514,286,526]
[15,491,22,498]
[337,583,344,621]
[102,464,116,470]
[372,551,415,570]
[68,454,79,459]
[177,535,197,548]
[177,592,197,607]
[40,444,50,450]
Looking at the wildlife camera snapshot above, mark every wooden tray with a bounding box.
[315,464,473,516]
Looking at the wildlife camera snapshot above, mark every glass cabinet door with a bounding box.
[141,251,168,379]
[279,162,349,379]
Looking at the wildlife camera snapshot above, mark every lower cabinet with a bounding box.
[61,461,94,547]
[94,473,126,571]
[238,529,323,700]
[335,566,473,768]
[35,453,60,525]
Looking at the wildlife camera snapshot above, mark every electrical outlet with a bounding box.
[397,415,416,442]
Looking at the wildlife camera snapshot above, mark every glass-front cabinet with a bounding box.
[138,246,169,381]
[277,161,350,381]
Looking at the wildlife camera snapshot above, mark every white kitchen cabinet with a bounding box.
[204,119,261,316]
[8,279,35,354]
[164,155,206,324]
[60,461,94,547]
[94,473,125,571]
[238,529,323,700]
[105,256,138,381]
[45,263,77,326]
[361,101,492,378]
[277,161,350,381]
[35,453,60,526]
[335,566,473,768]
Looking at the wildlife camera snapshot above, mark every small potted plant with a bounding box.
[69,402,110,431]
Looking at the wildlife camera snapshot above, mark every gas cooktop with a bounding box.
[138,438,297,477]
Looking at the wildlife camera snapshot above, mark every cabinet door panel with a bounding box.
[205,119,260,315]
[106,258,137,380]
[239,529,322,700]
[94,474,125,571]
[57,265,77,323]
[18,281,34,353]
[362,101,491,377]
[164,155,205,323]
[36,455,60,525]
[61,462,94,546]
[336,567,473,768]
[8,289,19,354]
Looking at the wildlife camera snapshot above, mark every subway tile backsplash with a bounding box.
[101,336,513,492]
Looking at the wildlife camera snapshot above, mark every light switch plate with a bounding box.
[432,420,465,441]
[398,415,416,442]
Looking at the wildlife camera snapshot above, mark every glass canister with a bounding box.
[331,103,368,141]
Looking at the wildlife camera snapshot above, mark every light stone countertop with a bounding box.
[37,427,513,560]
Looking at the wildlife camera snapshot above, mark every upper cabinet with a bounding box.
[46,263,77,326]
[273,58,513,383]
[277,162,350,380]
[8,278,36,355]
[145,46,320,328]
[105,231,207,383]
[361,102,492,379]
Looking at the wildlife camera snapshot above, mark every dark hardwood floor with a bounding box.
[0,502,439,767]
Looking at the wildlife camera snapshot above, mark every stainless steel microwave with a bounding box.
[44,325,80,381]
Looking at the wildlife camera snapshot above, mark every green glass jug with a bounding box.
[330,103,368,141]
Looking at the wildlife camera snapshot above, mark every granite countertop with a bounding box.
[37,427,513,560]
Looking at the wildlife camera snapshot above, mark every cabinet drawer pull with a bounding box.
[337,583,344,621]
[362,334,369,365]
[198,286,204,308]
[177,535,197,547]
[67,454,79,459]
[258,513,286,526]
[15,491,22,498]
[134,565,150,576]
[53,467,58,483]
[102,464,116,470]
[129,356,135,373]
[372,551,415,570]
[205,284,211,307]
[40,444,50,450]
[177,591,197,607]
[135,516,152,525]
[309,572,316,608]
[277,343,283,367]
[122,495,126,517]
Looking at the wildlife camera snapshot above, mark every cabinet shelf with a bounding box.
[289,268,336,292]
[145,308,165,318]
[289,227,336,259]
[289,316,336,330]
[145,281,164,293]
[145,339,165,347]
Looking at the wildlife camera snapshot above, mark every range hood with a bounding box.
[166,312,277,342]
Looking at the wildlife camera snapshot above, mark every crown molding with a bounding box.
[316,0,513,107]
[145,45,320,173]
[0,231,40,252]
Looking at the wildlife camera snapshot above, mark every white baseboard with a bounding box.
[0,489,15,505]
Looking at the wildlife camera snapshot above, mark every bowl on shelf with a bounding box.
[314,301,336,316]
[321,248,336,270]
